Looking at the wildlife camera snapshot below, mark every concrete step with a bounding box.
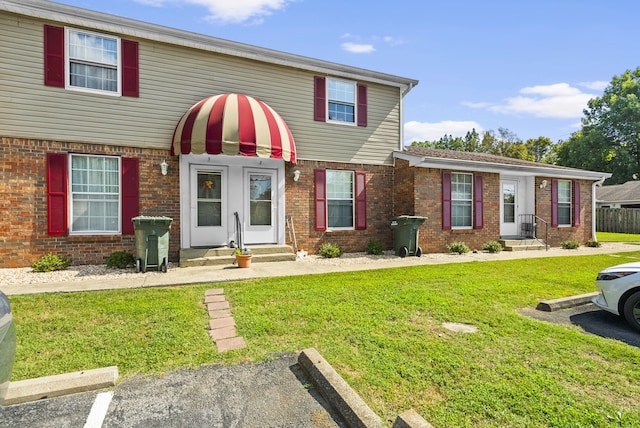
[499,239,547,252]
[180,245,296,267]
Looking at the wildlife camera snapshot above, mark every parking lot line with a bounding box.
[83,391,113,428]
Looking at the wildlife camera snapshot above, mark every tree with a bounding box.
[525,136,554,162]
[555,67,640,184]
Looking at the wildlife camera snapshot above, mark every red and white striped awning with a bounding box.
[171,94,296,163]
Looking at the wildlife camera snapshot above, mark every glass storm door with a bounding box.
[244,170,277,244]
[190,167,227,246]
[500,180,518,237]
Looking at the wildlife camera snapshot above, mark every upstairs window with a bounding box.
[314,76,367,127]
[328,79,356,123]
[44,25,139,97]
[67,29,120,94]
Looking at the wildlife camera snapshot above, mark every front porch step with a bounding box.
[180,244,296,267]
[499,239,548,252]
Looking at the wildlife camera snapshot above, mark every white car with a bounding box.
[593,262,640,332]
[0,290,16,403]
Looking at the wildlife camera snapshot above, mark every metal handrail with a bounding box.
[518,214,548,250]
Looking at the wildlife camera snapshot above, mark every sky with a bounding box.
[54,0,640,145]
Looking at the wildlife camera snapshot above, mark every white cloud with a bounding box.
[579,80,609,91]
[383,36,404,46]
[464,83,597,119]
[404,120,484,144]
[341,42,375,54]
[135,0,292,23]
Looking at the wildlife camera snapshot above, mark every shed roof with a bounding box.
[395,147,612,181]
[596,181,640,203]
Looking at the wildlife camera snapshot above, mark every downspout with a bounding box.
[592,177,606,241]
[399,82,415,151]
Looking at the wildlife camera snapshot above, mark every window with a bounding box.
[44,25,139,97]
[70,155,120,233]
[313,76,367,126]
[66,29,120,94]
[327,170,354,228]
[314,169,366,231]
[46,153,138,236]
[451,173,473,228]
[328,79,356,123]
[557,180,572,226]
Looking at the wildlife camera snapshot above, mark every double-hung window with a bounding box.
[327,170,355,228]
[66,29,120,95]
[556,180,572,226]
[70,154,120,233]
[451,173,473,228]
[328,79,356,124]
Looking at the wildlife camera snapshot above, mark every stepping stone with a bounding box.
[215,336,247,352]
[205,289,224,296]
[209,317,235,330]
[207,301,230,311]
[204,295,226,303]
[209,326,237,340]
[208,309,232,319]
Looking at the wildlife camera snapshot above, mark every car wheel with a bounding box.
[623,291,640,332]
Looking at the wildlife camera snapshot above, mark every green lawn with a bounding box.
[597,231,640,243]
[9,252,640,427]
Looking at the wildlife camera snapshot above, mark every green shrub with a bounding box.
[482,240,503,253]
[585,239,602,248]
[319,243,343,258]
[365,240,384,255]
[32,253,72,272]
[560,240,580,249]
[106,251,136,269]
[447,242,470,254]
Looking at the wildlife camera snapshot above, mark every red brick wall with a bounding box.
[0,138,180,268]
[284,160,395,254]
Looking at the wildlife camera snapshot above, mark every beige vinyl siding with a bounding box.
[0,12,401,165]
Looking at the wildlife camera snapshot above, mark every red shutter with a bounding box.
[314,76,326,122]
[314,169,327,231]
[47,153,68,235]
[442,171,452,230]
[121,157,139,234]
[121,39,139,97]
[473,174,484,229]
[44,25,65,87]
[573,181,581,226]
[551,179,558,227]
[355,171,367,230]
[357,83,368,127]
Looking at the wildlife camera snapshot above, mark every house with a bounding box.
[0,1,611,269]
[596,181,640,208]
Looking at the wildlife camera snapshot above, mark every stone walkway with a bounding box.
[204,288,247,352]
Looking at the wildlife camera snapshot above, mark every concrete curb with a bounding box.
[393,409,434,428]
[298,348,383,428]
[536,292,598,312]
[2,366,118,406]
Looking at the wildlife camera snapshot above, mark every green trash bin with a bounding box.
[133,216,172,272]
[390,215,427,257]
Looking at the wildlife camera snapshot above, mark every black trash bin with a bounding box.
[390,215,427,257]
[132,216,172,272]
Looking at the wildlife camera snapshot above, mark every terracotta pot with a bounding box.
[236,254,252,268]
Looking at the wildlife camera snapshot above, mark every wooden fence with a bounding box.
[596,208,640,233]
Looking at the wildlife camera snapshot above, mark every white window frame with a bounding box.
[557,179,572,227]
[326,78,357,126]
[65,27,122,96]
[326,170,355,230]
[69,154,121,235]
[451,172,473,229]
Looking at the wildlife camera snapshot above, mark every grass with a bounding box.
[9,252,640,427]
[597,231,640,243]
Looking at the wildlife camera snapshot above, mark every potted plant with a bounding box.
[234,247,252,268]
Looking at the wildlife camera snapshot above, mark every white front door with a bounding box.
[190,166,228,247]
[244,169,278,244]
[500,180,518,237]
